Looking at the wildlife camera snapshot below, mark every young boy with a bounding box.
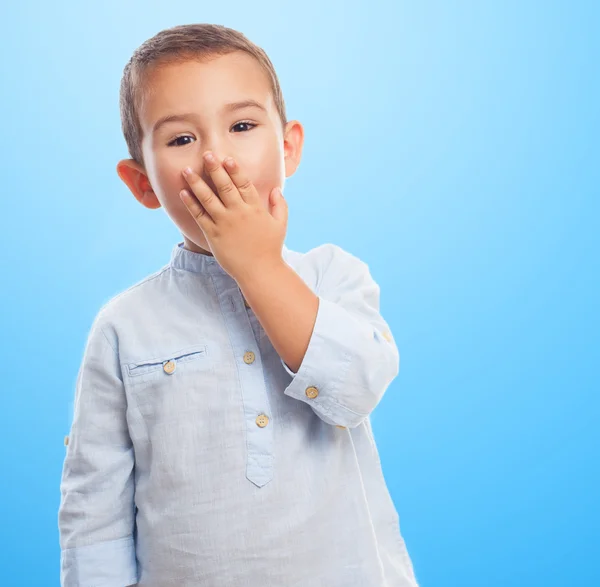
[58,23,418,587]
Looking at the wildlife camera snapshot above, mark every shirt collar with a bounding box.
[170,241,292,275]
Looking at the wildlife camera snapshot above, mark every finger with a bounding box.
[202,151,241,208]
[182,166,225,220]
[223,156,259,204]
[179,189,215,229]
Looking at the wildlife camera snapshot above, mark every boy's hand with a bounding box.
[179,151,288,281]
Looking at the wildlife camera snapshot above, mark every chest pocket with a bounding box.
[123,344,216,423]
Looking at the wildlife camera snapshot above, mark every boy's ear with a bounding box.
[283,120,304,178]
[116,159,162,210]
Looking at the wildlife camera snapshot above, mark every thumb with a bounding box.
[270,186,287,222]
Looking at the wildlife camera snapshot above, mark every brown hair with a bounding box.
[119,23,287,166]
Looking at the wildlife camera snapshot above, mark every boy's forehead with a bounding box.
[139,53,274,130]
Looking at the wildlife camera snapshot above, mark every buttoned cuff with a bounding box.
[280,295,373,428]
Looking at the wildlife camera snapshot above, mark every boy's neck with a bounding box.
[182,236,213,257]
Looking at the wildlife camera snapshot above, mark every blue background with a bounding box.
[1,1,598,585]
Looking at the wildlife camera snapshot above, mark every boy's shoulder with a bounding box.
[287,241,369,271]
[285,241,364,267]
[91,261,172,331]
[93,241,368,329]
[283,242,373,293]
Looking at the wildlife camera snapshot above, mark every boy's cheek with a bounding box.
[250,163,281,191]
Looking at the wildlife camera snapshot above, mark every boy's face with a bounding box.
[117,51,304,256]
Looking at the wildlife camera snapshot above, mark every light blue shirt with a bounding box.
[58,241,418,587]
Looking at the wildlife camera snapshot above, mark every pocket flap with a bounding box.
[125,344,208,378]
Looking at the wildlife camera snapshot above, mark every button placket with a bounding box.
[213,275,274,488]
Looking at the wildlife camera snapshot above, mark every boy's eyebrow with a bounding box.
[152,100,268,134]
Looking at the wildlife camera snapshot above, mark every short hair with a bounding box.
[119,23,287,166]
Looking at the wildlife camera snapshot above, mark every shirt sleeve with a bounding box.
[58,316,138,587]
[280,244,400,428]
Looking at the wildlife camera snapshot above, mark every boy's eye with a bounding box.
[169,135,195,147]
[167,122,257,147]
[232,121,256,133]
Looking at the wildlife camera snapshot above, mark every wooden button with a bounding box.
[305,386,319,399]
[64,435,69,446]
[336,425,346,429]
[163,360,176,374]
[382,330,393,342]
[256,414,269,428]
[243,351,255,364]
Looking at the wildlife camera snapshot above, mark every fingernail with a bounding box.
[183,167,193,176]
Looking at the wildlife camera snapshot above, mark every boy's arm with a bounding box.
[239,244,400,428]
[59,317,138,587]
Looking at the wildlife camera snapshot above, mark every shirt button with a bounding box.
[64,435,69,446]
[163,360,176,374]
[256,414,269,427]
[382,330,393,342]
[305,386,319,399]
[243,297,250,309]
[336,425,347,429]
[243,351,255,364]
